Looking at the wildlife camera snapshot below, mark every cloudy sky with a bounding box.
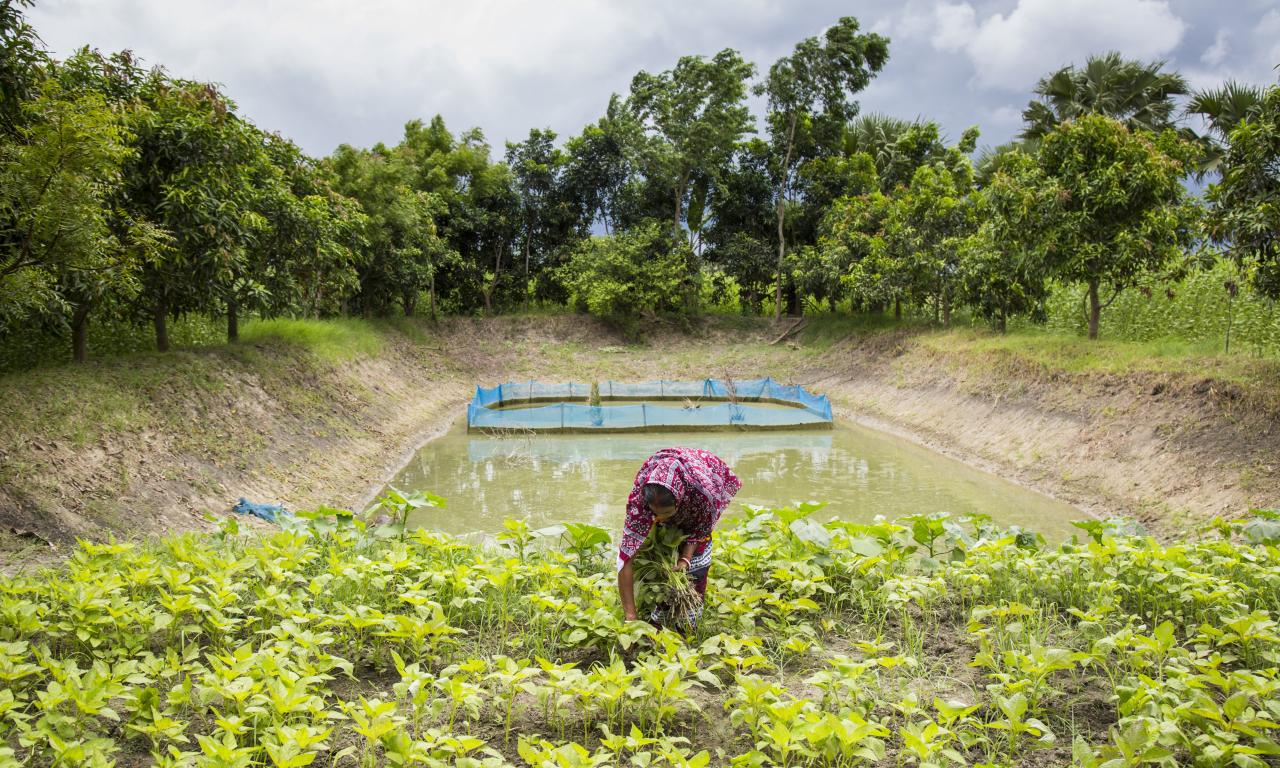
[27,0,1280,158]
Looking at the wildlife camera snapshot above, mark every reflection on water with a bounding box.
[383,416,1082,539]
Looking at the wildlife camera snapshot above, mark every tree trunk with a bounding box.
[941,288,951,328]
[998,311,1007,334]
[894,298,902,320]
[785,281,800,318]
[403,292,416,317]
[485,239,503,314]
[523,235,531,312]
[1087,279,1101,340]
[774,113,798,323]
[227,298,239,343]
[71,303,91,363]
[673,173,687,242]
[429,270,437,321]
[154,298,170,353]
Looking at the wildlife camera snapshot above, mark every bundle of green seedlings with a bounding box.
[630,524,701,628]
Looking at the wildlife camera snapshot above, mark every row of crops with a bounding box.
[2,502,1279,767]
[1039,261,1280,355]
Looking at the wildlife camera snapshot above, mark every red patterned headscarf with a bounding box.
[617,447,741,568]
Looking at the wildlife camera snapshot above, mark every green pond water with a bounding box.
[382,414,1084,540]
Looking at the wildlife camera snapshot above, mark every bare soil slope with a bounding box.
[1,316,1276,568]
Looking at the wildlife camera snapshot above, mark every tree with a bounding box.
[328,142,448,318]
[1205,85,1280,299]
[506,128,568,310]
[0,0,44,137]
[830,189,902,317]
[870,122,967,194]
[250,135,367,320]
[629,48,756,244]
[959,151,1057,331]
[881,147,978,326]
[395,117,520,314]
[1037,115,1198,339]
[703,139,777,313]
[758,17,888,319]
[118,75,269,349]
[1020,52,1188,141]
[563,95,639,236]
[843,113,914,172]
[0,79,136,360]
[1187,81,1267,178]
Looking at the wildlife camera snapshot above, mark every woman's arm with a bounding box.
[675,538,698,571]
[618,559,638,621]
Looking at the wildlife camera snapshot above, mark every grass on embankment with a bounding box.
[239,317,389,361]
[932,327,1280,385]
[0,318,410,449]
[787,313,1280,396]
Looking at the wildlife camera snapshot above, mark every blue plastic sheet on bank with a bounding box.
[232,497,296,525]
[467,378,834,433]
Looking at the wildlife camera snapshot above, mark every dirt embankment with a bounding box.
[0,327,465,557]
[1,317,1276,567]
[0,315,642,564]
[805,330,1279,535]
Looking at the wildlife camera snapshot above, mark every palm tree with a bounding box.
[973,139,1036,188]
[1186,81,1267,177]
[843,113,916,167]
[1189,81,1267,138]
[1020,51,1189,140]
[843,113,937,193]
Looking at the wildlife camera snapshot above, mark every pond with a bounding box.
[381,413,1084,540]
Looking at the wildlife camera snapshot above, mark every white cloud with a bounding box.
[987,104,1023,127]
[1183,9,1280,93]
[1256,10,1280,79]
[929,0,1187,91]
[930,3,977,52]
[27,0,690,152]
[21,0,1269,157]
[1200,28,1231,67]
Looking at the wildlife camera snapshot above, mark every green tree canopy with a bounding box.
[758,16,888,319]
[629,47,756,243]
[959,151,1058,331]
[1037,115,1198,339]
[1205,85,1280,299]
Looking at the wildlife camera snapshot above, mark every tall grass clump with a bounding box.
[1039,260,1280,356]
[240,317,386,360]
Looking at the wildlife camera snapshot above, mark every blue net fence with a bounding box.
[468,378,833,432]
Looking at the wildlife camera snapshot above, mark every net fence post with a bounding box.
[560,402,565,431]
[642,403,647,428]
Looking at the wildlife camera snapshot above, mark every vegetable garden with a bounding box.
[4,499,1280,767]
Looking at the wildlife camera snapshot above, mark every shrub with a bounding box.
[560,222,691,338]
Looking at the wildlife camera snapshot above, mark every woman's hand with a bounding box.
[674,556,692,573]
